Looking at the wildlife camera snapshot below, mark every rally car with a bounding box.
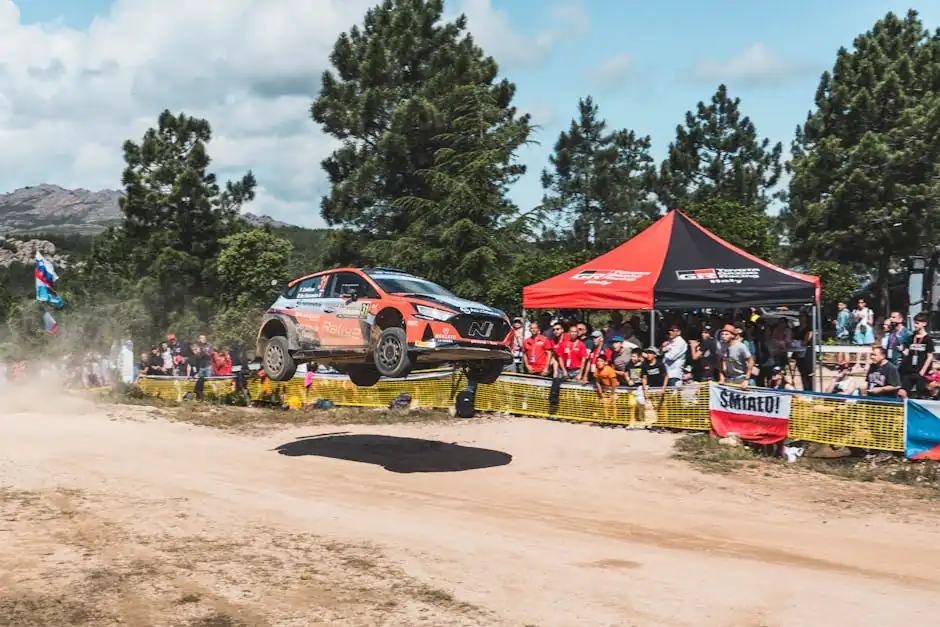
[256,267,514,386]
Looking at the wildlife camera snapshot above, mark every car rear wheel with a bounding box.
[373,327,412,378]
[346,365,381,387]
[262,336,296,381]
[467,360,504,385]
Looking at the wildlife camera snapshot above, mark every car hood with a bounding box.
[407,293,506,318]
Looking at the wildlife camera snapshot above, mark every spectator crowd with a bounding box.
[136,333,234,381]
[509,307,940,402]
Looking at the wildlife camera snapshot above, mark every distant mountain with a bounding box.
[0,184,299,234]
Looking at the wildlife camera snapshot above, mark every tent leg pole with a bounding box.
[650,310,656,348]
[812,304,821,392]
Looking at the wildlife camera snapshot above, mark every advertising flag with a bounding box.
[708,382,791,444]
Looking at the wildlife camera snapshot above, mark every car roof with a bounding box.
[287,267,423,287]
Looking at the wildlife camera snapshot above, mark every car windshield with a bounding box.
[371,275,456,299]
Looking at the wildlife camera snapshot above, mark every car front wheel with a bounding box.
[346,365,382,387]
[467,360,504,385]
[262,336,296,381]
[373,327,412,378]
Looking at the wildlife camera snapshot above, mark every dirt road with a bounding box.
[2,392,940,626]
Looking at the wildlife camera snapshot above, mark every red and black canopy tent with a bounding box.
[522,209,823,388]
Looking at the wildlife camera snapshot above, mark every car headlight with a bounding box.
[415,305,455,322]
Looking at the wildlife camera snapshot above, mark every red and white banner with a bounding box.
[708,382,791,445]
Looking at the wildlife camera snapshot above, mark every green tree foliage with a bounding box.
[373,84,532,300]
[540,96,659,253]
[784,9,940,311]
[657,84,783,212]
[310,0,528,267]
[486,248,593,315]
[807,260,860,311]
[215,229,292,308]
[88,110,257,333]
[682,198,776,259]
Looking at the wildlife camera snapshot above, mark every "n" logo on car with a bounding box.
[467,320,494,338]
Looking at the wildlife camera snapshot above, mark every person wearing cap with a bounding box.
[718,323,753,387]
[641,346,668,400]
[609,336,631,382]
[510,317,526,373]
[767,365,792,390]
[829,362,858,395]
[922,371,940,400]
[579,330,612,384]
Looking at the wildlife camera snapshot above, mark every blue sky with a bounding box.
[6,0,938,226]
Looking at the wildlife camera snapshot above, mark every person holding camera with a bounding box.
[883,311,912,367]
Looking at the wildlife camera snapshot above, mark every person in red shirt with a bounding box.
[579,329,612,384]
[555,324,588,380]
[523,321,556,377]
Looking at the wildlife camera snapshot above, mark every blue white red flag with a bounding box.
[35,251,64,309]
[905,400,940,460]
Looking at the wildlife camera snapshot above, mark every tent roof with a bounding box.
[522,210,820,310]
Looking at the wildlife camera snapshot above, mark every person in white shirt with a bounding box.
[661,323,688,387]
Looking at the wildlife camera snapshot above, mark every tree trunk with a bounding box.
[876,254,891,318]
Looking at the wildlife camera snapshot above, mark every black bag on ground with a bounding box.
[455,390,475,418]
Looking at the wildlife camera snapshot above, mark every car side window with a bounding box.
[287,275,330,301]
[329,272,378,299]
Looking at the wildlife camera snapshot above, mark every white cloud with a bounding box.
[693,43,803,87]
[589,53,633,92]
[0,0,560,228]
[448,0,588,71]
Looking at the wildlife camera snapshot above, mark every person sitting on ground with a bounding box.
[829,362,859,396]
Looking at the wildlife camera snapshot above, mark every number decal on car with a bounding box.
[360,302,370,318]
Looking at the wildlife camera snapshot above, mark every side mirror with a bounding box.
[342,287,359,302]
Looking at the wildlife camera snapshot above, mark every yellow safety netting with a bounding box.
[135,371,905,451]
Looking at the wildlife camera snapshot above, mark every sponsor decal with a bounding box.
[459,305,497,315]
[467,320,494,339]
[570,269,650,286]
[676,267,760,284]
[434,329,458,342]
[323,321,362,338]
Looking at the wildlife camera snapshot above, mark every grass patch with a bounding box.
[672,432,761,473]
[673,433,940,493]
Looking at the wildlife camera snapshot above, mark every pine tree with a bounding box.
[378,84,532,300]
[784,10,940,310]
[656,84,783,212]
[90,110,256,331]
[311,0,529,264]
[540,96,659,253]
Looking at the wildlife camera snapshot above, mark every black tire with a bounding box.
[346,365,381,387]
[261,336,296,381]
[468,360,504,385]
[373,327,412,378]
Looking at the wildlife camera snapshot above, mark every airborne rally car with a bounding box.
[256,267,514,386]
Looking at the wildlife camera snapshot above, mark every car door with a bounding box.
[322,271,378,351]
[290,274,332,351]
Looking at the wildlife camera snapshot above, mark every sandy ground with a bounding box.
[3,391,940,626]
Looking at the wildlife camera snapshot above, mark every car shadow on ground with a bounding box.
[273,433,512,473]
